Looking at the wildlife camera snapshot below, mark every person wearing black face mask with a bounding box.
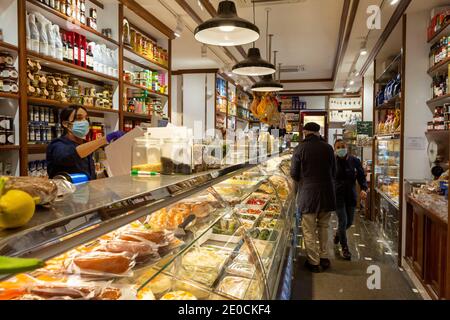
[333,139,368,260]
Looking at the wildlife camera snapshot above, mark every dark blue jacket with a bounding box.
[290,135,337,214]
[335,155,368,207]
[46,136,96,180]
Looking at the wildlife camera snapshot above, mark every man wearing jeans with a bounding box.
[290,123,336,273]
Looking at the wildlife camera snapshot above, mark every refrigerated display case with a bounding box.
[373,136,401,250]
[0,154,294,300]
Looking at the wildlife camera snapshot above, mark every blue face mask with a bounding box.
[71,120,90,139]
[336,148,348,158]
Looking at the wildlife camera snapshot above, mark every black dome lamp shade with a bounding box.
[232,47,276,76]
[251,74,284,92]
[194,1,260,46]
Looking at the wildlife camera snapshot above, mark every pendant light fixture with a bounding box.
[194,1,260,46]
[232,2,275,76]
[251,9,283,92]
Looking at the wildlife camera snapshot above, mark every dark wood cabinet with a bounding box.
[406,196,448,300]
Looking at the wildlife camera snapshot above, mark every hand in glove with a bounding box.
[106,131,125,143]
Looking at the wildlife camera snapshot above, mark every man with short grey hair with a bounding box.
[290,122,336,273]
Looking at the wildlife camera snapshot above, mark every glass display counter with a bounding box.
[0,154,294,300]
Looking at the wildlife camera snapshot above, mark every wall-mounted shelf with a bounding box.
[427,56,450,76]
[123,81,169,99]
[28,51,119,85]
[27,144,48,154]
[26,0,119,47]
[375,96,401,110]
[428,20,450,43]
[426,94,450,108]
[123,111,151,120]
[123,47,168,72]
[0,40,18,54]
[0,92,19,100]
[375,54,401,84]
[27,97,119,115]
[0,145,20,151]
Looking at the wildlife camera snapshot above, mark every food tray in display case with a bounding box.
[0,152,295,300]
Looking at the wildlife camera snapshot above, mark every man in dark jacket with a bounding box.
[290,122,336,273]
[333,139,368,260]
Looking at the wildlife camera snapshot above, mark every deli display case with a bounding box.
[0,153,294,300]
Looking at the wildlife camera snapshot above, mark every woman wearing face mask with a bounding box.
[333,139,368,260]
[46,106,124,180]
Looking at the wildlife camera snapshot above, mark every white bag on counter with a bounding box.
[28,13,40,53]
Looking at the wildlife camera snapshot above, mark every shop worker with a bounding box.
[290,122,336,273]
[333,139,368,260]
[47,106,124,180]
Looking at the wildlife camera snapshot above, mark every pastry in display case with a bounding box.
[0,153,294,300]
[374,137,401,207]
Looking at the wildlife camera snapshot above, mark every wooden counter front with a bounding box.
[405,195,449,299]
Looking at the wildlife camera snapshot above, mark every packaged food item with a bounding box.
[97,239,158,258]
[160,290,197,300]
[66,252,135,277]
[226,262,255,278]
[1,176,58,205]
[117,229,168,246]
[180,247,230,287]
[217,276,261,300]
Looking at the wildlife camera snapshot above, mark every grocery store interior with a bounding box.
[0,0,449,301]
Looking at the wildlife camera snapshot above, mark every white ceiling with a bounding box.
[135,0,450,93]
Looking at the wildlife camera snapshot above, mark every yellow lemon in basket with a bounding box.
[0,190,36,229]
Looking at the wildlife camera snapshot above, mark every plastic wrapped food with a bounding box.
[160,291,197,300]
[2,176,58,205]
[28,14,40,53]
[226,262,255,278]
[65,252,135,277]
[118,229,168,246]
[97,239,158,258]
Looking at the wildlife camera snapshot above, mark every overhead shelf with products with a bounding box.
[0,0,173,176]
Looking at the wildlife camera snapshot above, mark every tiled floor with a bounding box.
[291,212,422,300]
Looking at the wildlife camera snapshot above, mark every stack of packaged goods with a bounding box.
[0,114,14,146]
[0,52,19,94]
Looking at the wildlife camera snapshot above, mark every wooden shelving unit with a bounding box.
[123,81,169,98]
[0,0,173,176]
[376,95,401,109]
[0,145,20,151]
[123,47,169,72]
[123,111,152,120]
[427,56,450,76]
[27,97,119,114]
[0,92,19,100]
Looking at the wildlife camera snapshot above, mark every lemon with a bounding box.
[0,190,36,229]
